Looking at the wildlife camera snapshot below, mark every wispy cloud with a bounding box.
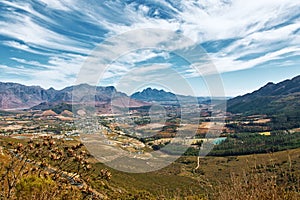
[3,41,31,52]
[38,0,73,11]
[0,0,299,94]
[0,16,90,55]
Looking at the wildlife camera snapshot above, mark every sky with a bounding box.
[0,0,300,97]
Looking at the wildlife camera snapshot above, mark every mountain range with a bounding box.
[0,82,207,111]
[227,75,300,115]
[1,74,300,115]
[0,82,145,111]
[131,88,178,102]
[0,82,53,109]
[131,88,209,104]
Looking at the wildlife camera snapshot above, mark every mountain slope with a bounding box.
[227,75,300,115]
[0,82,54,109]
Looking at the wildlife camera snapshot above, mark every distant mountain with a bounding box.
[0,82,234,111]
[0,82,148,111]
[49,84,126,103]
[131,88,178,102]
[227,75,300,115]
[0,82,53,109]
[131,87,206,103]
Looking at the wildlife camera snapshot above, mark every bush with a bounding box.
[0,137,110,199]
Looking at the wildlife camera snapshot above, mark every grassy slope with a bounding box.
[95,162,205,197]
[93,148,300,198]
[1,136,300,198]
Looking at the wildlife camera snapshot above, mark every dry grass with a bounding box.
[208,154,300,200]
[211,171,300,200]
[1,135,300,199]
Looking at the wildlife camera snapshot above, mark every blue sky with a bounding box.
[0,0,300,96]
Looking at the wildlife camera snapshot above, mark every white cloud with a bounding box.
[5,53,86,89]
[10,58,49,69]
[38,0,73,11]
[178,0,300,41]
[0,12,90,55]
[3,41,30,51]
[1,0,300,91]
[89,0,300,78]
[1,0,56,24]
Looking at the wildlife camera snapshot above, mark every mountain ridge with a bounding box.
[227,75,300,115]
[2,74,300,113]
[131,88,178,102]
[131,87,209,103]
[0,82,143,110]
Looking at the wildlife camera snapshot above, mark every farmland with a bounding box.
[0,105,300,199]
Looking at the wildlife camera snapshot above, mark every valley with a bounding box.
[0,76,300,199]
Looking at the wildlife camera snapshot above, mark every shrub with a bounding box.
[0,137,110,199]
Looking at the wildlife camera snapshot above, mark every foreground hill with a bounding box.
[227,75,300,115]
[1,135,300,199]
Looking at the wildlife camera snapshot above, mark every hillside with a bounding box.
[1,136,300,199]
[227,75,300,115]
[0,82,55,109]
